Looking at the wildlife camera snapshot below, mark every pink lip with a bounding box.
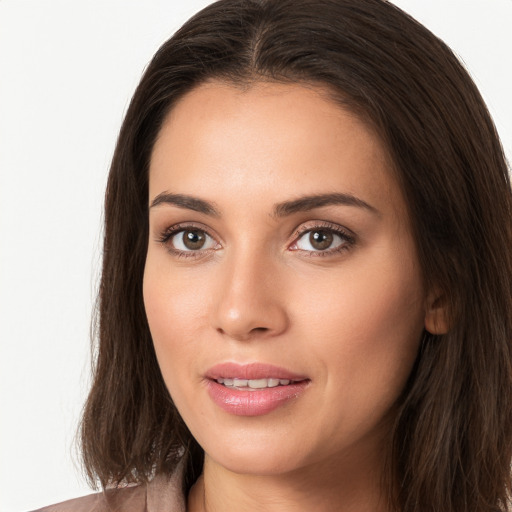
[205,362,310,416]
[205,362,307,381]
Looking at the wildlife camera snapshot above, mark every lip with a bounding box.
[205,362,310,416]
[205,362,308,381]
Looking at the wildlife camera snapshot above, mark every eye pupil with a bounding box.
[310,230,333,250]
[183,230,206,250]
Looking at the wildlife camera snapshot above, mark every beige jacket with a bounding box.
[30,473,186,512]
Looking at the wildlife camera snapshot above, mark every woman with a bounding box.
[35,0,512,510]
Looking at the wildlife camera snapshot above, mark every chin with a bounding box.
[197,425,319,477]
[209,449,304,477]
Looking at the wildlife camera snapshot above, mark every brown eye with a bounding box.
[293,226,352,254]
[170,228,217,252]
[309,230,333,250]
[182,229,206,250]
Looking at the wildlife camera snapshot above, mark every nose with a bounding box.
[213,250,289,341]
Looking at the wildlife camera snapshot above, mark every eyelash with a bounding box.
[156,221,356,259]
[156,222,218,259]
[290,221,356,257]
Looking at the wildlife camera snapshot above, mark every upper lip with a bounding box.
[205,362,308,381]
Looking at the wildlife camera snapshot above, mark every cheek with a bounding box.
[297,251,425,405]
[143,260,209,390]
[143,251,210,333]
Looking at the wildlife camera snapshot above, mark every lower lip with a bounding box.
[206,380,309,416]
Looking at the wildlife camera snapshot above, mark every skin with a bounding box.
[143,81,443,512]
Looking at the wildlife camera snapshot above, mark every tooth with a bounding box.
[248,379,268,389]
[220,377,296,389]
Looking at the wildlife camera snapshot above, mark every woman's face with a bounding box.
[144,81,428,477]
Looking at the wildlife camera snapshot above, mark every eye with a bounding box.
[157,224,220,257]
[290,223,355,255]
[299,230,336,251]
[170,228,217,252]
[296,229,342,251]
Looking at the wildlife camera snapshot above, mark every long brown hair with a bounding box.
[80,1,512,510]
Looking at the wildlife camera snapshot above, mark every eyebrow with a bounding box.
[150,192,220,216]
[149,191,379,217]
[272,192,380,218]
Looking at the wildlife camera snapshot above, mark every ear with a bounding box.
[424,288,450,335]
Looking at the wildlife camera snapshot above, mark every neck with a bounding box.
[188,450,391,512]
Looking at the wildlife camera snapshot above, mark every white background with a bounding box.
[1,1,511,511]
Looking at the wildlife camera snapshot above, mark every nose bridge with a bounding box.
[214,243,288,340]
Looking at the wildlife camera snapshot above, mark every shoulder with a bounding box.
[30,473,186,512]
[30,485,146,512]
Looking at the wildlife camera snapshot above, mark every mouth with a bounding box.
[205,361,309,385]
[214,377,305,390]
[205,362,310,416]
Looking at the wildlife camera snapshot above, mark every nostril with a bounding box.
[216,325,271,341]
[214,298,289,340]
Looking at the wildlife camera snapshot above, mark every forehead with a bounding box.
[149,81,403,220]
